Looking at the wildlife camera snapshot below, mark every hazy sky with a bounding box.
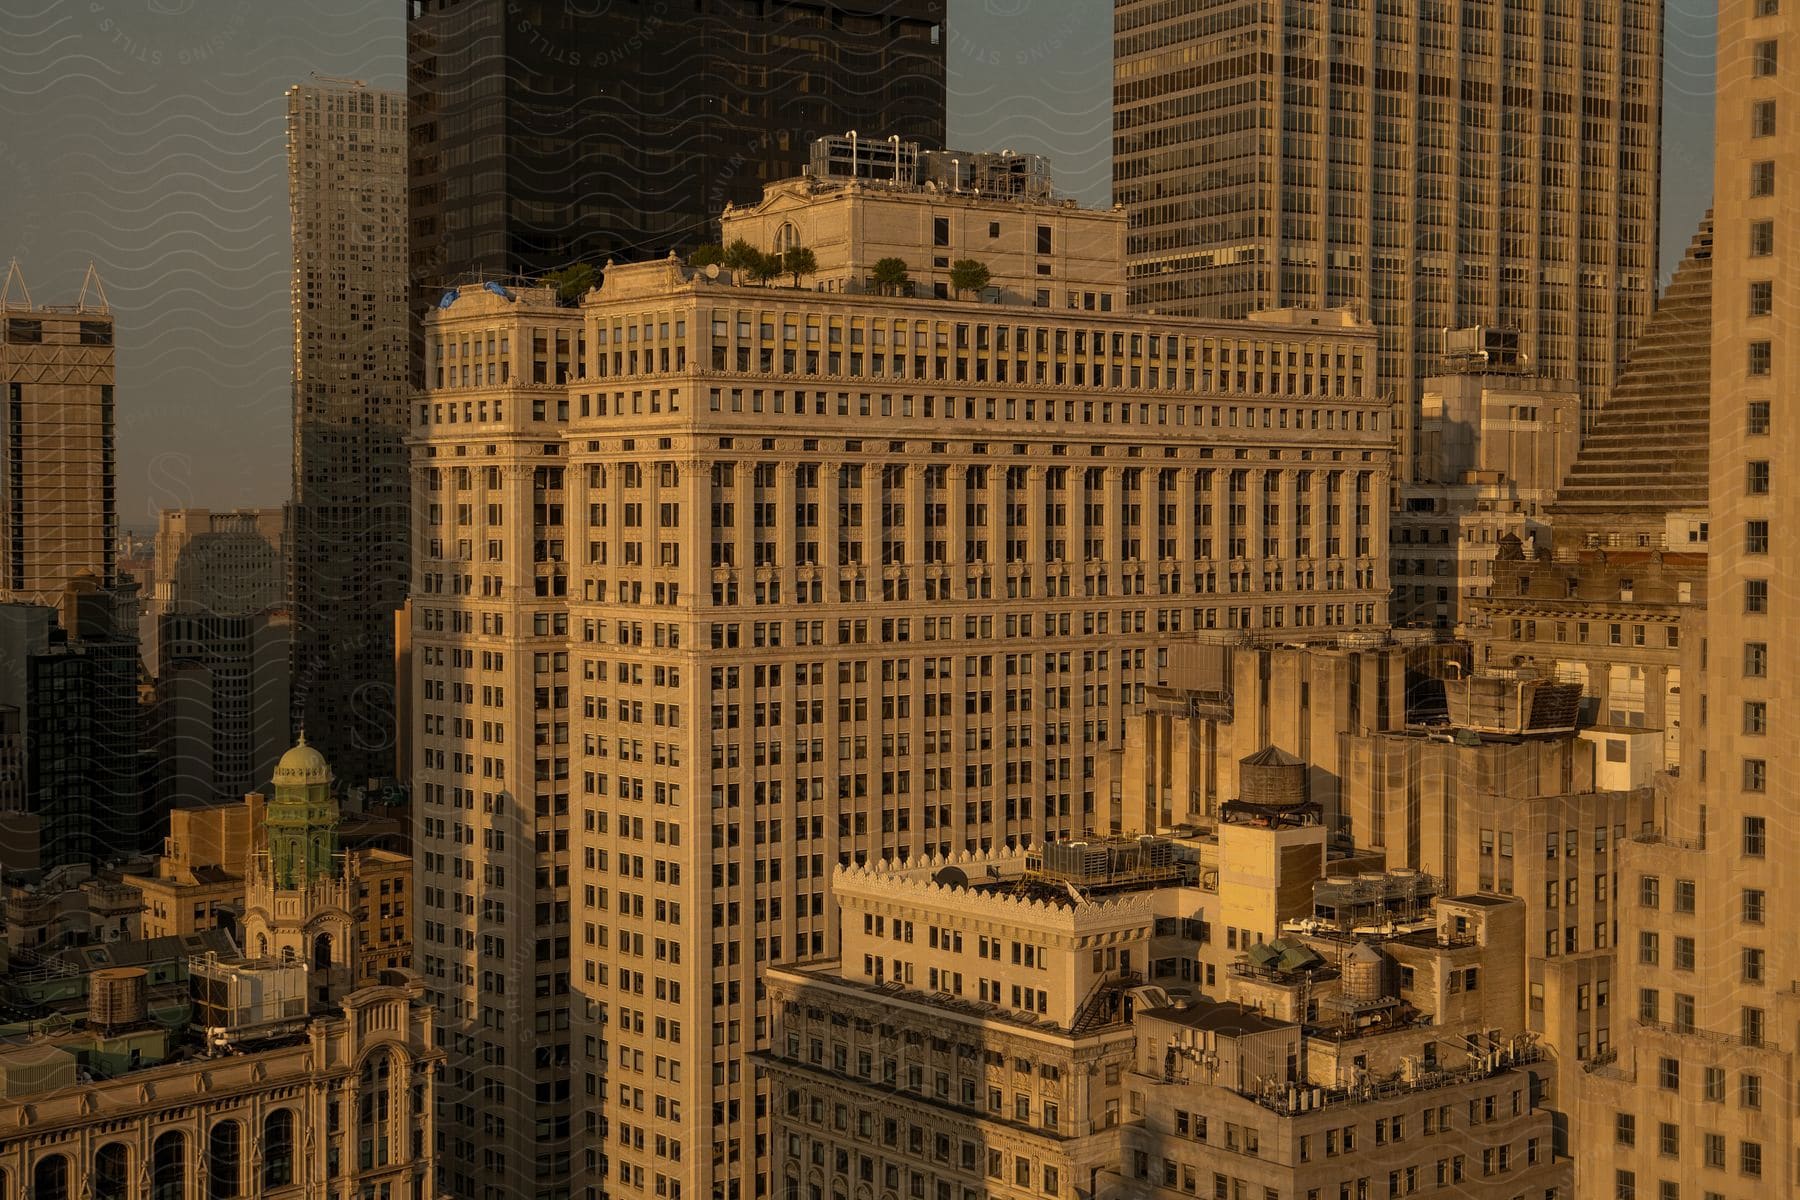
[0,1,1716,523]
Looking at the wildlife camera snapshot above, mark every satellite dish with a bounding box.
[704,264,721,280]
[436,288,459,309]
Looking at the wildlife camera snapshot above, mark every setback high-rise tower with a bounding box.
[287,77,410,789]
[1113,0,1663,469]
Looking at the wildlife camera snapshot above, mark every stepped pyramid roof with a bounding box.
[1549,215,1712,524]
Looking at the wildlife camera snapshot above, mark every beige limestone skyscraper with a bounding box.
[410,167,1394,1200]
[1113,0,1663,465]
[288,77,409,788]
[1575,3,1800,1196]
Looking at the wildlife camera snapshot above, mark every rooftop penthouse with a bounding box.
[725,135,1120,310]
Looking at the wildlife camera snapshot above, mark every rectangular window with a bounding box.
[1746,580,1769,613]
[1744,701,1767,734]
[1750,280,1774,315]
[1747,461,1771,494]
[1036,226,1052,256]
[933,218,949,247]
[1744,889,1766,924]
[1744,816,1767,857]
[1752,99,1777,137]
[1754,40,1779,76]
[1673,936,1696,971]
[1748,400,1771,435]
[1750,161,1776,196]
[1745,520,1769,554]
[1751,220,1775,256]
[1748,341,1772,376]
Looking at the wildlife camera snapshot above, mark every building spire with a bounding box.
[77,261,110,313]
[1,259,31,309]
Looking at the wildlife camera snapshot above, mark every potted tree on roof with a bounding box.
[949,258,991,300]
[871,257,909,296]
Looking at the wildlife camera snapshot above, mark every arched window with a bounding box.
[262,1109,295,1189]
[207,1120,242,1198]
[313,932,333,970]
[152,1132,186,1200]
[94,1142,130,1200]
[774,222,800,256]
[32,1155,70,1200]
[359,1051,394,1169]
[256,933,268,958]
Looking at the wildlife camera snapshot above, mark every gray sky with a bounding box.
[0,1,1716,522]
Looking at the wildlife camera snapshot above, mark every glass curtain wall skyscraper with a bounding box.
[1113,0,1662,471]
[288,78,411,788]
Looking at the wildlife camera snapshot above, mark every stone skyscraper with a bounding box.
[287,78,409,788]
[1113,0,1662,467]
[411,160,1393,1200]
[1577,2,1800,1194]
[0,264,116,606]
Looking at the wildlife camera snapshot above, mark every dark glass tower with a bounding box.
[406,0,947,310]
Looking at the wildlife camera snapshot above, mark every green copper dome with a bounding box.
[266,733,339,888]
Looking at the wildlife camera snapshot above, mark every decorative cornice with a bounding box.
[834,849,1159,933]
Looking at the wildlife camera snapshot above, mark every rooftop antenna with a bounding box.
[1,259,31,309]
[77,262,110,314]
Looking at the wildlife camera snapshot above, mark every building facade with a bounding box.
[149,507,286,622]
[1112,0,1662,460]
[410,172,1394,1200]
[287,77,411,789]
[0,577,145,867]
[761,846,1569,1200]
[405,0,947,308]
[1391,333,1581,632]
[122,803,253,940]
[150,612,291,805]
[0,963,442,1200]
[1576,3,1800,1195]
[1465,216,1717,778]
[0,265,116,606]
